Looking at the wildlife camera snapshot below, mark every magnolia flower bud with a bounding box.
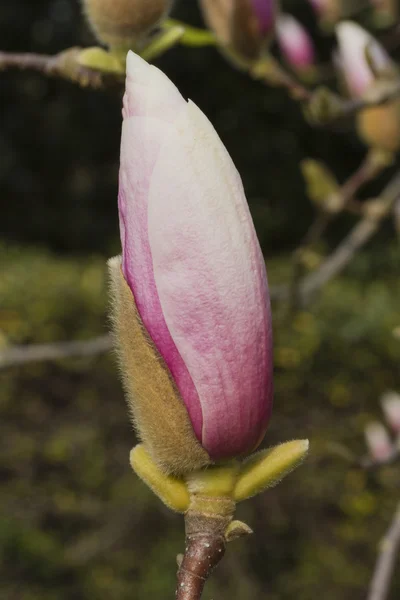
[381,391,400,434]
[364,422,393,462]
[83,0,174,48]
[276,15,315,75]
[199,0,277,60]
[110,52,273,475]
[371,0,398,26]
[308,0,343,26]
[336,21,400,153]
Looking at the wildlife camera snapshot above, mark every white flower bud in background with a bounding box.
[381,391,400,434]
[364,421,394,462]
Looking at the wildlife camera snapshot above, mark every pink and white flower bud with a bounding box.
[336,21,400,152]
[336,21,393,98]
[276,15,315,73]
[117,52,273,461]
[381,391,400,434]
[364,422,393,462]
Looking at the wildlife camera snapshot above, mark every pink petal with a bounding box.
[119,53,203,439]
[148,101,273,460]
[277,15,315,70]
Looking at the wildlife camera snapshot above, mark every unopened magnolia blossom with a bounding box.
[336,21,393,98]
[276,14,315,73]
[381,391,400,433]
[364,422,393,462]
[336,21,400,152]
[110,51,273,474]
[308,0,343,25]
[199,0,277,60]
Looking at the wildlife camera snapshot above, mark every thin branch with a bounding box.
[0,48,117,88]
[339,78,400,120]
[270,170,400,304]
[0,335,112,369]
[250,57,312,102]
[367,502,400,600]
[287,153,383,312]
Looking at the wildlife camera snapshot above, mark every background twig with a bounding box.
[367,502,400,600]
[0,335,112,369]
[270,170,400,304]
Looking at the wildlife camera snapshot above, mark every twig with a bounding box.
[250,56,312,101]
[339,78,400,120]
[0,335,112,369]
[0,48,117,88]
[270,170,400,304]
[367,501,400,600]
[287,153,383,312]
[250,54,400,125]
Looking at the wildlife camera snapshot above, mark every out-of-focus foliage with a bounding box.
[1,1,400,599]
[1,243,399,600]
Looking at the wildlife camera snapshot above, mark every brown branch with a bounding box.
[0,48,119,88]
[367,502,400,600]
[0,334,112,369]
[176,506,233,600]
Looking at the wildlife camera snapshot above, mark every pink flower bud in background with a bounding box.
[113,52,273,465]
[336,21,393,98]
[364,422,394,462]
[276,14,316,74]
[381,391,400,434]
[199,0,277,60]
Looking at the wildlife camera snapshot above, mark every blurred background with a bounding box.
[0,1,400,598]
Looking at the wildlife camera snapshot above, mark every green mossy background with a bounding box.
[0,1,400,598]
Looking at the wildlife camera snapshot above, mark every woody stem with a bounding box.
[175,498,234,599]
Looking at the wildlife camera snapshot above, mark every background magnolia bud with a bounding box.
[200,0,277,60]
[364,422,393,462]
[357,99,400,153]
[371,0,398,25]
[336,21,400,153]
[308,0,343,27]
[276,15,315,75]
[381,391,400,434]
[83,0,174,48]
